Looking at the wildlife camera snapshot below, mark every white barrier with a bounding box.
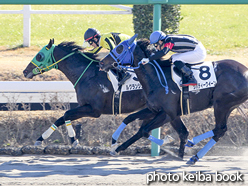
[0,81,75,93]
[0,5,132,47]
[0,81,77,104]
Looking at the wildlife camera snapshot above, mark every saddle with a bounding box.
[171,61,217,116]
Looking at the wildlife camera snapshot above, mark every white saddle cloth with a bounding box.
[171,61,217,92]
[107,70,142,92]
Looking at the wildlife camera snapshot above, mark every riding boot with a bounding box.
[174,61,197,87]
[118,71,131,86]
[180,65,197,87]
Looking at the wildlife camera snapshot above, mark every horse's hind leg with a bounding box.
[187,97,239,165]
[35,105,101,146]
[170,117,189,159]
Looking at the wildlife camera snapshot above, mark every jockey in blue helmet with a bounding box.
[142,31,207,87]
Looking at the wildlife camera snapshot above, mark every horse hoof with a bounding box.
[162,135,174,145]
[110,150,119,156]
[34,141,42,146]
[111,142,118,151]
[185,139,195,148]
[110,143,119,156]
[186,155,199,165]
[72,139,79,148]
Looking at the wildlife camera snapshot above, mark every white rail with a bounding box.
[0,5,132,47]
[0,81,77,103]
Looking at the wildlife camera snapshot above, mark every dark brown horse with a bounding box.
[23,39,150,146]
[99,35,248,165]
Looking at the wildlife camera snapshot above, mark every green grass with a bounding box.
[179,5,248,54]
[0,5,248,54]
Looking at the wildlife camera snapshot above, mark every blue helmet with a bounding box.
[149,31,167,44]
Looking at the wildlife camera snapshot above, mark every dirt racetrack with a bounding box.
[0,47,248,185]
[0,153,248,186]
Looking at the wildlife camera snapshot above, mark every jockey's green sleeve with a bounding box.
[87,33,130,54]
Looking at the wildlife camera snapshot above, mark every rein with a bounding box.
[116,61,169,94]
[148,60,169,94]
[73,51,100,88]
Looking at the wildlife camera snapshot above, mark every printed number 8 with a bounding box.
[199,66,211,80]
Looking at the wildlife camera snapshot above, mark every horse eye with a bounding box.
[36,52,45,62]
[116,45,124,54]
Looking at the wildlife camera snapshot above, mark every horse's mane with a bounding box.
[137,38,171,67]
[137,39,156,58]
[58,41,96,59]
[58,41,84,52]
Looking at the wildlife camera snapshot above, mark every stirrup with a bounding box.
[180,82,197,87]
[180,76,197,87]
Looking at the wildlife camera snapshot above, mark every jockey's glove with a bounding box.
[141,58,149,65]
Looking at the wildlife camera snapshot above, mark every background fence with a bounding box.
[0,5,132,47]
[0,81,78,110]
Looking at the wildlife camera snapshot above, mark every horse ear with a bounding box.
[47,39,54,49]
[128,34,138,45]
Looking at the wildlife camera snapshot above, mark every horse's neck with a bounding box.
[134,64,158,94]
[57,56,94,86]
[134,58,172,95]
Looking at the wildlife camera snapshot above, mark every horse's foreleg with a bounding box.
[35,116,64,146]
[115,111,168,154]
[64,105,101,146]
[112,108,155,144]
[35,105,101,146]
[114,119,151,154]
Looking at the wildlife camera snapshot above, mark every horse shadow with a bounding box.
[0,154,247,179]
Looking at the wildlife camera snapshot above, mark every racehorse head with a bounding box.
[23,39,57,79]
[99,34,138,72]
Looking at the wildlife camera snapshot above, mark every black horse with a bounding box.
[23,39,151,146]
[99,35,248,165]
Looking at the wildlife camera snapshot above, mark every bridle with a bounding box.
[30,44,100,88]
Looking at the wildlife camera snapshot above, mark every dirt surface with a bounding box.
[0,153,248,186]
